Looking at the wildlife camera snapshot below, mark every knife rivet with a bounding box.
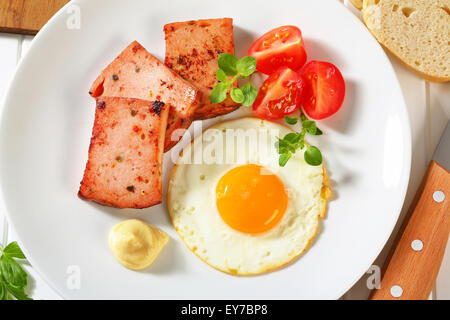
[411,239,423,251]
[432,190,445,203]
[390,285,403,298]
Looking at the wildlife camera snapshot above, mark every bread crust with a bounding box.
[362,0,450,83]
[350,0,363,10]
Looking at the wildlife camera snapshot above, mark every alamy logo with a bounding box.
[66,265,81,290]
[366,265,381,290]
[66,5,81,30]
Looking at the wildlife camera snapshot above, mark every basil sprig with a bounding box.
[0,241,32,300]
[210,53,258,106]
[276,115,323,167]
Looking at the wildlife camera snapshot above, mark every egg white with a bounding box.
[167,117,329,275]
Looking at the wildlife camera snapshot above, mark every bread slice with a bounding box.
[350,0,363,10]
[362,0,450,82]
[89,41,200,151]
[164,18,240,120]
[79,97,169,208]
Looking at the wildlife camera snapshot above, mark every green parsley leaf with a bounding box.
[211,53,259,106]
[240,83,258,106]
[0,282,4,300]
[0,241,32,300]
[230,88,245,103]
[301,119,315,129]
[283,132,302,144]
[276,138,289,152]
[218,53,238,76]
[277,146,289,155]
[298,139,305,150]
[3,241,26,259]
[279,153,292,167]
[306,127,317,135]
[236,56,257,77]
[210,82,229,103]
[300,114,308,122]
[301,119,323,135]
[215,69,229,83]
[313,127,323,136]
[284,116,298,125]
[5,283,31,300]
[276,117,324,167]
[3,290,13,300]
[0,255,27,288]
[304,146,323,166]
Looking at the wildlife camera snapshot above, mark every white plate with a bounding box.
[0,0,411,299]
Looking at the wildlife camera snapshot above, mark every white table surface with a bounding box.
[0,1,448,300]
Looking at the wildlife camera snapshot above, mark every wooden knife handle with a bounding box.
[371,160,450,300]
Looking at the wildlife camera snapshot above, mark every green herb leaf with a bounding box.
[216,69,229,83]
[301,119,315,129]
[284,116,298,125]
[0,282,5,300]
[283,132,302,144]
[211,54,258,106]
[298,130,306,142]
[301,116,324,135]
[3,242,26,259]
[210,82,229,103]
[5,283,31,300]
[301,118,323,135]
[276,138,289,152]
[277,146,289,155]
[230,88,245,103]
[304,146,323,166]
[240,83,258,106]
[298,139,305,150]
[306,127,318,135]
[0,256,27,288]
[275,116,324,167]
[236,56,257,77]
[217,53,238,76]
[0,242,32,300]
[0,282,13,300]
[3,289,13,300]
[279,153,292,167]
[313,127,323,136]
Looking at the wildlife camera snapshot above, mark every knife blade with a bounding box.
[371,120,450,300]
[433,121,450,172]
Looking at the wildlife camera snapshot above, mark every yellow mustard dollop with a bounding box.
[109,219,169,270]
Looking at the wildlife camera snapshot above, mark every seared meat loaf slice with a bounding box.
[164,18,240,120]
[89,41,200,152]
[79,97,169,208]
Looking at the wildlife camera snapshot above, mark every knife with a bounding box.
[371,120,450,300]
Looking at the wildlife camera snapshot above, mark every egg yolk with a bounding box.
[216,164,288,234]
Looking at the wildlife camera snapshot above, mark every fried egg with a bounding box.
[167,117,330,275]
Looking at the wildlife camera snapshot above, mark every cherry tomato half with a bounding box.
[253,67,305,120]
[247,26,307,75]
[300,61,345,120]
